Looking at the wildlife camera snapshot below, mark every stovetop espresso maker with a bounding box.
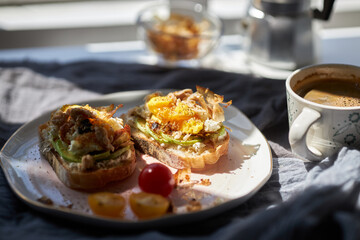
[243,0,335,70]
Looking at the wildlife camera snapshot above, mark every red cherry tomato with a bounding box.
[138,163,175,197]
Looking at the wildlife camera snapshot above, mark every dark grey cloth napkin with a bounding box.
[0,61,359,240]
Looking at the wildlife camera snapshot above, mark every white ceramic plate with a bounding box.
[0,90,272,228]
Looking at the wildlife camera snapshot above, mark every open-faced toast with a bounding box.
[124,86,231,169]
[38,104,136,190]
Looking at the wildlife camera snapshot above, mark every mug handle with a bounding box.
[289,107,322,160]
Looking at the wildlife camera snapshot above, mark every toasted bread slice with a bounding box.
[123,87,231,169]
[39,124,136,190]
[129,124,229,169]
[38,104,136,190]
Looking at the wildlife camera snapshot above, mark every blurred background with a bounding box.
[0,0,359,49]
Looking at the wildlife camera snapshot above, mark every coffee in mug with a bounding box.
[293,77,360,107]
[286,64,360,161]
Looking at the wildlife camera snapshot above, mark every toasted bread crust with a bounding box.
[131,128,229,169]
[38,125,136,190]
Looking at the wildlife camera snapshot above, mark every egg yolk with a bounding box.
[146,96,203,134]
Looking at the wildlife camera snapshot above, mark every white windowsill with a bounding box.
[0,0,359,30]
[0,1,149,30]
[0,0,250,31]
[0,0,359,49]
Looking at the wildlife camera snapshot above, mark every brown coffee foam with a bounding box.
[293,76,360,107]
[304,90,360,107]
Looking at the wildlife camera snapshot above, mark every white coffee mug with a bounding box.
[286,64,360,161]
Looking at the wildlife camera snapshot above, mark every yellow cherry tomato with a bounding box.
[88,192,126,218]
[129,192,170,219]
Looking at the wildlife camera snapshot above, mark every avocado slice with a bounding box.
[135,117,203,146]
[53,139,81,163]
[160,132,202,145]
[135,117,168,143]
[52,139,128,163]
[109,145,130,159]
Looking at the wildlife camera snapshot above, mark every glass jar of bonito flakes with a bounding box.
[136,1,223,64]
